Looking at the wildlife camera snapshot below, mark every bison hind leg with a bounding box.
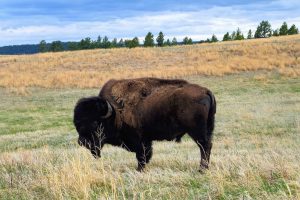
[188,126,212,171]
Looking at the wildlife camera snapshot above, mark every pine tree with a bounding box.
[254,20,272,38]
[288,24,299,35]
[102,36,111,49]
[132,37,139,47]
[144,32,154,47]
[279,22,288,35]
[164,39,171,46]
[125,37,139,48]
[235,28,244,40]
[247,29,252,39]
[171,37,177,45]
[118,39,125,47]
[96,36,102,48]
[211,34,218,43]
[183,37,192,45]
[223,32,231,41]
[111,38,118,48]
[156,31,164,47]
[79,37,92,49]
[68,42,79,51]
[273,29,279,36]
[50,41,64,52]
[231,31,236,40]
[38,40,47,52]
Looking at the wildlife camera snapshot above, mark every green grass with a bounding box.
[0,71,299,199]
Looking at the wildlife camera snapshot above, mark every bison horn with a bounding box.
[101,100,113,119]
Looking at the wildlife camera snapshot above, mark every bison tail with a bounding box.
[207,90,216,137]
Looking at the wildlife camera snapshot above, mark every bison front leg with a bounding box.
[136,141,153,172]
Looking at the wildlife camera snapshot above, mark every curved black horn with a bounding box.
[101,100,113,119]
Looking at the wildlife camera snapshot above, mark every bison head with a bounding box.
[73,96,113,158]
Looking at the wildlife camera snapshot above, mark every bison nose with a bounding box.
[91,148,101,159]
[92,154,101,159]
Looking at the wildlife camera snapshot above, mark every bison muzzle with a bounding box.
[73,78,216,171]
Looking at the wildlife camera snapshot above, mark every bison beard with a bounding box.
[73,78,216,172]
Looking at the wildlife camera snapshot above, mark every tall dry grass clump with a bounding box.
[0,35,299,90]
[0,135,299,199]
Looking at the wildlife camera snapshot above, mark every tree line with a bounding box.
[39,20,299,53]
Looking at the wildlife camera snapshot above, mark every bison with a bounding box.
[73,78,216,171]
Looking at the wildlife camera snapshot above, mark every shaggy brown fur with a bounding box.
[74,78,216,171]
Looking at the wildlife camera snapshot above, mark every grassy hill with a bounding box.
[0,35,299,199]
[0,35,299,92]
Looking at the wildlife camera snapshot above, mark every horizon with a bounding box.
[0,0,300,46]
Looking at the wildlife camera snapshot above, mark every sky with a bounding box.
[0,0,299,46]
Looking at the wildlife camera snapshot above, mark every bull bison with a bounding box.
[73,78,216,171]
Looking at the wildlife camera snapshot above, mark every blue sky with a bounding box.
[0,0,299,46]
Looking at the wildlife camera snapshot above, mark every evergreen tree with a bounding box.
[79,37,92,49]
[132,37,139,47]
[111,38,118,48]
[144,32,154,47]
[231,31,236,40]
[156,31,164,47]
[279,22,288,35]
[273,29,279,36]
[235,28,244,40]
[124,40,131,48]
[50,41,63,52]
[68,42,79,51]
[254,20,272,38]
[288,24,299,35]
[205,38,211,43]
[164,39,171,46]
[91,40,99,49]
[183,37,189,45]
[223,32,231,41]
[183,37,192,45]
[171,37,177,45]
[102,36,111,49]
[125,37,139,48]
[247,29,253,39]
[96,36,102,48]
[118,39,125,47]
[38,40,47,52]
[211,34,218,43]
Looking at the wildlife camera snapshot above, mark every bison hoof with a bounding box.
[198,168,208,174]
[136,166,145,172]
[199,164,209,173]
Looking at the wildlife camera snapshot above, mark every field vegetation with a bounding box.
[0,35,299,199]
[0,35,299,92]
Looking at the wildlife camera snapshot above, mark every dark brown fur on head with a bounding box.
[73,96,112,158]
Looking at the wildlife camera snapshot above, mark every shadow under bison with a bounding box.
[73,77,216,171]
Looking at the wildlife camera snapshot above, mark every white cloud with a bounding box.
[0,1,300,46]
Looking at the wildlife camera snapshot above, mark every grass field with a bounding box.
[0,70,299,199]
[0,35,300,92]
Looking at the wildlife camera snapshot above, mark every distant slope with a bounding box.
[0,43,69,55]
[0,35,299,89]
[0,44,39,55]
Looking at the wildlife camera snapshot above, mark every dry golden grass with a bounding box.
[0,73,299,199]
[0,35,299,89]
[1,134,299,199]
